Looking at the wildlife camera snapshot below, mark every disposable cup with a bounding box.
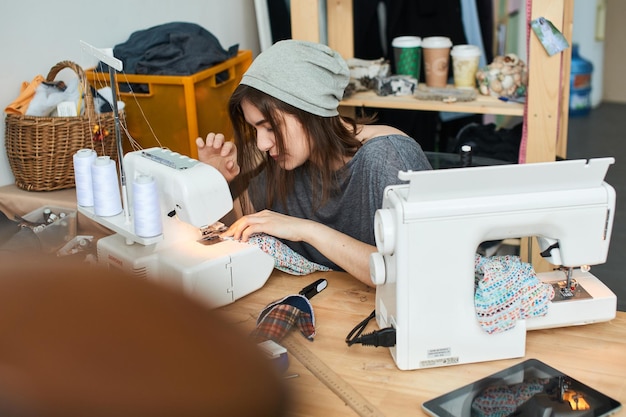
[451,44,482,89]
[421,37,453,87]
[392,36,422,81]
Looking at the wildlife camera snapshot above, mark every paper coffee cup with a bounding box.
[451,45,482,89]
[421,37,453,88]
[392,36,422,81]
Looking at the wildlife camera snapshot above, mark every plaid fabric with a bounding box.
[250,294,316,343]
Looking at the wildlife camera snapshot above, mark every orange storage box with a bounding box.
[85,50,252,158]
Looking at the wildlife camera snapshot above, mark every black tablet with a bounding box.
[422,359,621,417]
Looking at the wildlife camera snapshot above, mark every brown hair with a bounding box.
[228,84,374,214]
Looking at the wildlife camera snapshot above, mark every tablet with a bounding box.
[422,359,621,417]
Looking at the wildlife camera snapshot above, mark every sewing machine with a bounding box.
[369,158,616,370]
[78,148,274,308]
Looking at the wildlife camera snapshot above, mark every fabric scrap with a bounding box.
[102,22,237,76]
[5,75,45,115]
[474,254,555,334]
[250,294,316,343]
[246,233,331,275]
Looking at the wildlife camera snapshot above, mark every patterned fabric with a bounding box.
[471,380,549,417]
[250,294,316,343]
[246,234,331,275]
[474,254,555,334]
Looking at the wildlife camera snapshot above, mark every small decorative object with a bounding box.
[374,75,417,96]
[475,54,528,98]
[530,16,569,56]
[92,124,110,142]
[344,58,391,97]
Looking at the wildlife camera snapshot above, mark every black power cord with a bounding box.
[345,310,396,348]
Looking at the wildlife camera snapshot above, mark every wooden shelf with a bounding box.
[290,0,573,163]
[340,89,524,116]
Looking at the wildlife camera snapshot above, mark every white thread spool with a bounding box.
[91,156,123,217]
[73,149,97,207]
[132,174,162,238]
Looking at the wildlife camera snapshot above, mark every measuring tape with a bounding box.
[282,335,386,417]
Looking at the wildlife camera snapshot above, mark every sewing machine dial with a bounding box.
[374,209,396,255]
[370,252,386,285]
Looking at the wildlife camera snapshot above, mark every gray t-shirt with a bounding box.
[250,134,432,270]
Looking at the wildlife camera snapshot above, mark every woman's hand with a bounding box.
[222,210,377,287]
[196,133,240,183]
[222,210,308,243]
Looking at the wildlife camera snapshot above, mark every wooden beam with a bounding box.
[524,0,566,163]
[521,0,573,272]
[290,0,321,43]
[326,0,354,58]
[556,0,574,159]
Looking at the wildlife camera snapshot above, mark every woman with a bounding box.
[196,40,431,286]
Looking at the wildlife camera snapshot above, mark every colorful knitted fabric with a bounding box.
[246,233,331,275]
[471,380,548,417]
[474,254,555,334]
[250,294,316,343]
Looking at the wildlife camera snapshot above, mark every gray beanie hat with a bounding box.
[240,40,350,117]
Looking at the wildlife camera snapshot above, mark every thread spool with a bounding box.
[43,208,52,223]
[46,212,58,224]
[73,149,97,207]
[132,174,162,238]
[91,156,123,217]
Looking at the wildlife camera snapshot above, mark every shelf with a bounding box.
[340,89,524,116]
[291,0,573,162]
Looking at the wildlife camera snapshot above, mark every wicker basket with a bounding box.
[5,61,121,191]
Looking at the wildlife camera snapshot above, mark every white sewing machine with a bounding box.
[369,158,617,370]
[78,147,274,308]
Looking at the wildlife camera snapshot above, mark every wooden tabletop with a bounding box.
[2,184,622,415]
[219,270,626,417]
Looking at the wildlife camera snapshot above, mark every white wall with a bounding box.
[0,0,261,187]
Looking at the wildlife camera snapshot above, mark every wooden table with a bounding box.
[2,184,623,415]
[219,270,626,417]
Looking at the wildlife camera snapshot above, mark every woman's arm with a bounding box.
[221,210,376,287]
[304,221,377,287]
